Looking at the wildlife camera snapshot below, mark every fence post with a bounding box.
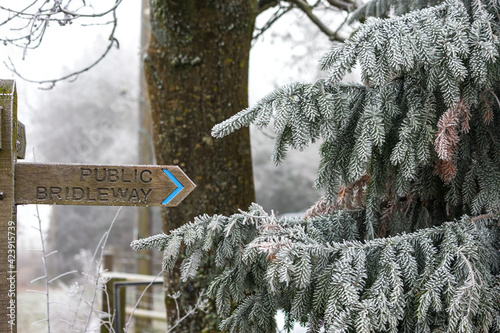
[0,80,17,333]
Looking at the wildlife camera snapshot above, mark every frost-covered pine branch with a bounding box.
[135,0,500,331]
[212,0,500,238]
[132,205,500,332]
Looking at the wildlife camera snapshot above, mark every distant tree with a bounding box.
[133,1,500,332]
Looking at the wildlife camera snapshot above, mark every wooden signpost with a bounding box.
[0,80,18,333]
[14,163,195,207]
[0,80,196,332]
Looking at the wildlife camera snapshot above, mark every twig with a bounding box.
[0,0,122,21]
[255,0,352,43]
[325,0,355,11]
[287,0,338,39]
[60,0,123,19]
[469,213,496,222]
[165,290,209,333]
[0,0,40,26]
[254,4,294,41]
[168,291,182,324]
[81,207,122,332]
[34,205,52,332]
[48,270,78,284]
[124,270,165,332]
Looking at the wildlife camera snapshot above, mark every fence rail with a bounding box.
[100,271,164,333]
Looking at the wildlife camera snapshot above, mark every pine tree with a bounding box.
[132,0,500,331]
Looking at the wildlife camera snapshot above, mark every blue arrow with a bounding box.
[162,169,184,205]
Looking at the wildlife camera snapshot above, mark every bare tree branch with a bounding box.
[255,0,355,42]
[0,0,122,22]
[258,0,280,14]
[1,0,122,88]
[325,0,356,11]
[59,0,122,19]
[287,0,343,41]
[5,8,119,89]
[4,0,353,86]
[0,0,39,27]
[253,3,294,41]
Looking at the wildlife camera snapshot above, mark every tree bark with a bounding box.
[144,0,257,330]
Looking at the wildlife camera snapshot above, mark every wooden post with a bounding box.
[103,249,114,272]
[101,276,126,333]
[0,80,17,332]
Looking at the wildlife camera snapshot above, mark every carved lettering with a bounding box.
[80,168,92,181]
[140,170,152,184]
[121,169,131,183]
[86,187,96,201]
[94,168,106,182]
[72,187,84,200]
[29,166,180,205]
[129,189,139,202]
[49,187,62,200]
[36,186,145,202]
[111,188,129,201]
[79,167,153,184]
[141,189,152,202]
[97,188,109,202]
[36,187,47,199]
[108,169,119,182]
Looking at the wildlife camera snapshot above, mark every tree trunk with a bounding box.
[144,1,257,330]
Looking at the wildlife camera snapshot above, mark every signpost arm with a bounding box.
[0,80,17,332]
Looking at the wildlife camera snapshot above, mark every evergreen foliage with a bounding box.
[133,205,500,332]
[133,0,500,331]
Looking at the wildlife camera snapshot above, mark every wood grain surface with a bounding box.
[15,163,195,207]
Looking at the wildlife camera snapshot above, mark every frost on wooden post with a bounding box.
[0,79,17,332]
